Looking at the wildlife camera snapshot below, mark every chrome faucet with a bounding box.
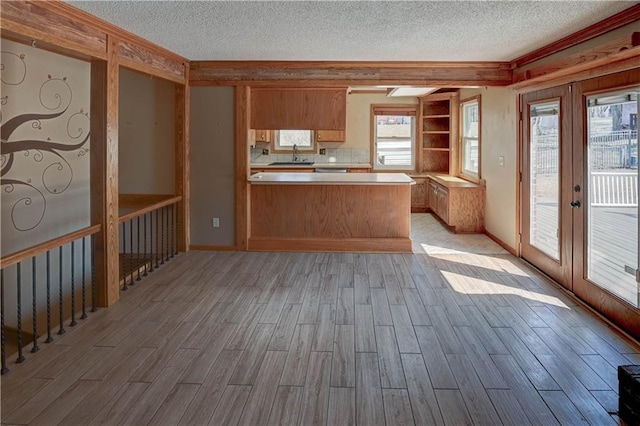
[292,144,299,163]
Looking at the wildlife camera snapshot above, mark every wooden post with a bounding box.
[175,64,190,252]
[235,86,250,250]
[90,35,120,307]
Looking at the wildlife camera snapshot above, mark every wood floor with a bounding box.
[2,214,639,425]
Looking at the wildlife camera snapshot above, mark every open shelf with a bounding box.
[421,150,450,173]
[418,92,459,174]
[423,116,450,132]
[423,132,450,149]
[422,102,450,116]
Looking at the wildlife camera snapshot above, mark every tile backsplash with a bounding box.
[251,148,370,164]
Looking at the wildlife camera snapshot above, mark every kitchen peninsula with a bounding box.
[248,172,415,252]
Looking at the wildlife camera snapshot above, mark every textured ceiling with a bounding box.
[67,1,635,61]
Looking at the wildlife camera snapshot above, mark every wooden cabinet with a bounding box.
[315,130,345,142]
[427,175,484,233]
[428,179,449,221]
[418,92,459,175]
[348,168,369,173]
[251,88,347,130]
[411,178,428,212]
[254,130,272,144]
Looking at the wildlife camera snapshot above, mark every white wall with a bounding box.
[119,67,175,194]
[460,87,518,250]
[1,38,91,255]
[190,86,235,247]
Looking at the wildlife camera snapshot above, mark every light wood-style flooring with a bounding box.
[1,214,639,425]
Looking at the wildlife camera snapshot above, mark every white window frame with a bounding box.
[371,105,417,171]
[460,97,481,180]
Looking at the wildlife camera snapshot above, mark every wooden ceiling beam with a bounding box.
[510,4,640,69]
[189,61,513,87]
[511,32,640,90]
[1,1,188,84]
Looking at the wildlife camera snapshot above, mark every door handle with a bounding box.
[570,200,581,208]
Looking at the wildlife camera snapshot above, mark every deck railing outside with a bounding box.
[591,172,638,207]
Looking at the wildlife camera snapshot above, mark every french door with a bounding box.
[521,85,573,289]
[521,69,640,338]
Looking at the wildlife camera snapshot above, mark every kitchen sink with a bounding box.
[268,161,315,166]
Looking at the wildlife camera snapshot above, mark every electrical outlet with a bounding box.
[319,148,326,155]
[262,148,269,155]
[212,217,220,228]
[498,156,505,166]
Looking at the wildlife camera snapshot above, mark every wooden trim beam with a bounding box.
[235,86,250,250]
[1,1,107,60]
[511,4,640,68]
[175,71,190,252]
[511,34,640,90]
[46,1,187,63]
[90,36,120,307]
[118,39,187,84]
[190,61,513,87]
[1,1,188,83]
[513,33,640,85]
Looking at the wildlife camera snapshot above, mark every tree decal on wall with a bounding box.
[1,50,90,231]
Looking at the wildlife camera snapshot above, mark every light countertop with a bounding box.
[249,172,415,185]
[250,163,372,169]
[410,172,484,189]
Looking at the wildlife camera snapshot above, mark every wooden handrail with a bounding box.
[118,195,182,224]
[1,224,102,270]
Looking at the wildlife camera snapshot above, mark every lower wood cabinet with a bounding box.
[348,168,370,173]
[427,176,484,233]
[411,178,428,212]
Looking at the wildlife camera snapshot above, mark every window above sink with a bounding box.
[273,130,316,153]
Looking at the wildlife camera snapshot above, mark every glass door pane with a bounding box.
[586,89,639,307]
[529,101,561,260]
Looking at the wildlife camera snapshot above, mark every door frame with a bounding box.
[571,68,640,338]
[520,85,574,289]
[518,69,640,340]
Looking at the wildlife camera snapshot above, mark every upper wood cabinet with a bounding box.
[315,130,345,142]
[251,88,347,130]
[254,129,272,144]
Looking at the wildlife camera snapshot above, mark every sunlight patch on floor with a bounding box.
[441,270,569,309]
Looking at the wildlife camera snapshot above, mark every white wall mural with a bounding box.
[1,39,91,254]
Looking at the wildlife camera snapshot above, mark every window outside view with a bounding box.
[529,101,561,260]
[276,130,313,148]
[586,92,639,306]
[462,101,479,177]
[375,115,414,169]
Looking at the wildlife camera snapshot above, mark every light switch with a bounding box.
[498,156,505,166]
